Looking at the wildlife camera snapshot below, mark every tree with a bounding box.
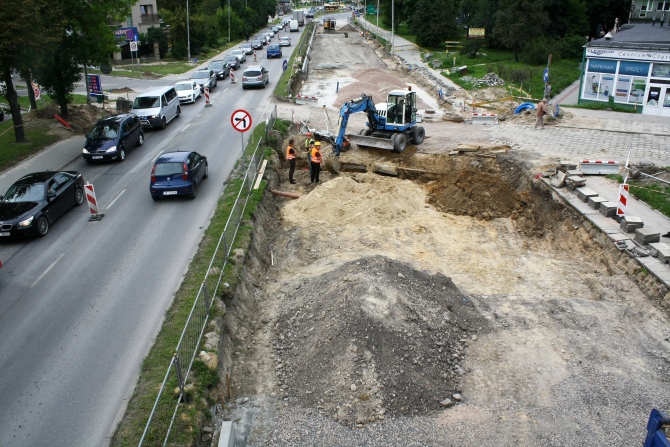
[493,0,550,61]
[34,0,134,119]
[409,0,459,47]
[0,0,57,143]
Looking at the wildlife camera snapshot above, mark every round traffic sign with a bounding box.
[283,59,288,72]
[543,68,549,83]
[231,109,252,132]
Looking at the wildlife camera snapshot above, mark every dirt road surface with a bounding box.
[220,24,670,446]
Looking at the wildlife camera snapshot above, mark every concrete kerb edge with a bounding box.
[540,177,670,290]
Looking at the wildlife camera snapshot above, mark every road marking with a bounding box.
[151,150,164,163]
[181,123,190,133]
[106,189,126,210]
[222,88,229,94]
[30,253,65,288]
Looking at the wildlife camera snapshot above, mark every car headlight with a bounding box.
[148,115,156,119]
[106,146,118,153]
[19,216,34,227]
[83,148,90,154]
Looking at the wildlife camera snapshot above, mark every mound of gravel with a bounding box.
[271,256,490,426]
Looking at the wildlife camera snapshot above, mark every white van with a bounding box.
[131,86,181,130]
[289,19,299,32]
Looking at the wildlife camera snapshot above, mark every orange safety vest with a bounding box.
[311,148,322,164]
[286,144,296,160]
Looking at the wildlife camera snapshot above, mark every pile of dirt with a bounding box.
[335,68,408,107]
[31,103,103,135]
[426,169,523,220]
[271,255,490,426]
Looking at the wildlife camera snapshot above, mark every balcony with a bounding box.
[141,13,160,23]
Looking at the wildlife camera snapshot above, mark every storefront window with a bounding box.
[629,78,647,104]
[651,63,670,77]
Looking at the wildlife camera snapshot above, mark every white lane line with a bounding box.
[151,150,164,163]
[222,88,229,94]
[106,189,126,210]
[30,253,65,289]
[181,123,191,133]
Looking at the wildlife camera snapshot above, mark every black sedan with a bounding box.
[223,55,240,70]
[0,171,85,238]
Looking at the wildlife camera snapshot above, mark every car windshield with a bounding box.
[209,63,224,70]
[252,40,261,45]
[154,162,185,176]
[224,56,236,62]
[244,70,261,77]
[192,71,209,79]
[175,83,193,91]
[3,183,44,203]
[232,50,242,55]
[88,122,119,140]
[133,96,160,109]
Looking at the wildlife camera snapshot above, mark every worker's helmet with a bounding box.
[306,132,312,137]
[315,141,321,146]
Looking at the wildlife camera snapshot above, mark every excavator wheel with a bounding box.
[411,126,425,145]
[391,133,407,153]
[359,128,373,136]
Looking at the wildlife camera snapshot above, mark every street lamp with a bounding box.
[228,0,231,42]
[391,0,394,53]
[187,0,191,61]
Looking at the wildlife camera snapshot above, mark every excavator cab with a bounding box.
[385,90,416,126]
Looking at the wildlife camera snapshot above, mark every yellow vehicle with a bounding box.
[323,17,336,30]
[324,4,339,11]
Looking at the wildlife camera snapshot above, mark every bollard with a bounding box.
[336,81,339,93]
[85,183,104,221]
[204,87,212,107]
[253,50,257,62]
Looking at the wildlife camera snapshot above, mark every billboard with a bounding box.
[468,28,485,39]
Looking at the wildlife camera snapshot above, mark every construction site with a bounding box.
[215,20,670,446]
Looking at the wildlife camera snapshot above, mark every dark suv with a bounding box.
[83,113,144,162]
[208,60,230,80]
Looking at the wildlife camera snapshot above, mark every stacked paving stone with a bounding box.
[575,187,598,202]
[599,201,618,217]
[634,227,660,245]
[649,242,670,263]
[588,196,608,209]
[620,215,644,233]
[566,176,587,189]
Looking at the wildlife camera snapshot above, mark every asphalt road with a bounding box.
[0,24,304,447]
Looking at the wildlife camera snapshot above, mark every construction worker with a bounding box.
[286,139,296,184]
[311,141,322,183]
[306,139,315,181]
[305,132,314,149]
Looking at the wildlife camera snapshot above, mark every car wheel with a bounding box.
[137,132,145,147]
[192,94,196,103]
[203,162,209,179]
[118,147,126,162]
[74,186,84,206]
[176,106,181,117]
[151,194,160,201]
[36,216,49,237]
[189,182,197,199]
[160,117,167,130]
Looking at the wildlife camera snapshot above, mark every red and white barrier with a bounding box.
[617,183,629,216]
[230,69,236,84]
[85,183,104,221]
[470,113,498,125]
[295,95,318,101]
[253,50,257,62]
[204,87,211,108]
[579,160,620,175]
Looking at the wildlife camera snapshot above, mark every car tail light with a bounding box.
[151,165,156,183]
[182,163,189,181]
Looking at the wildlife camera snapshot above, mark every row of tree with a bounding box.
[0,0,277,144]
[374,0,631,60]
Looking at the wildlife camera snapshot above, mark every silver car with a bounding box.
[241,65,269,89]
[240,42,253,55]
[230,49,247,64]
[191,69,217,91]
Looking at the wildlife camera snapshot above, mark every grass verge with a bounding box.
[110,120,285,447]
[274,23,315,97]
[0,118,60,173]
[607,173,670,218]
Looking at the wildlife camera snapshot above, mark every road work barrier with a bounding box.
[617,183,630,216]
[470,113,498,125]
[204,87,211,108]
[579,160,619,175]
[230,69,236,84]
[85,183,104,221]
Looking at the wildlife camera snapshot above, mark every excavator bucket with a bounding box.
[347,134,395,151]
[325,156,340,175]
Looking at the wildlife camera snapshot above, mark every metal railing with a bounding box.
[138,134,267,447]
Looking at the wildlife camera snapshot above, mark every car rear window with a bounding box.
[269,45,279,50]
[154,162,184,176]
[244,70,261,77]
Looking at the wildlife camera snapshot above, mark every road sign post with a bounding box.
[231,109,252,158]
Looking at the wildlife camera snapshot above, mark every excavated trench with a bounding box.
[216,142,670,445]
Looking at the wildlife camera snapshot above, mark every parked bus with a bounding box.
[324,3,340,11]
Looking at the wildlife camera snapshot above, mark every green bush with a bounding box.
[522,36,551,65]
[557,34,588,59]
[508,67,532,84]
[461,39,482,58]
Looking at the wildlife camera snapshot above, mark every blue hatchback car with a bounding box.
[149,151,208,200]
[266,44,282,58]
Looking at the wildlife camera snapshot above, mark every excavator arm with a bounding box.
[333,94,380,156]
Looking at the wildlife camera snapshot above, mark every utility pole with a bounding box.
[391,0,394,53]
[187,0,191,61]
[228,0,231,42]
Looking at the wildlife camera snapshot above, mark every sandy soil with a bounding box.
[219,23,670,447]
